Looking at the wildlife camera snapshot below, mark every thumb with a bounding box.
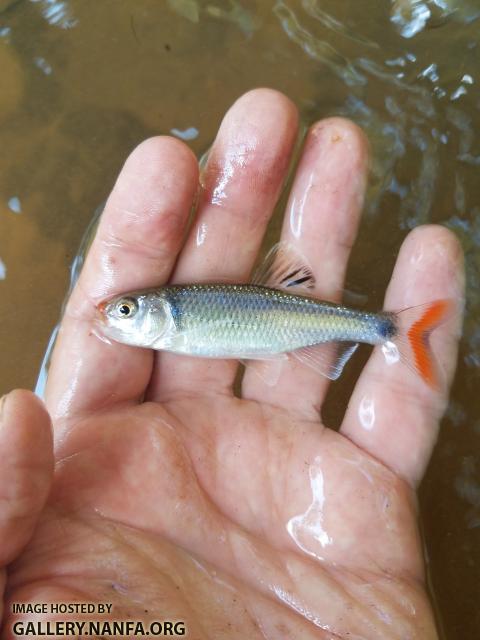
[0,390,53,566]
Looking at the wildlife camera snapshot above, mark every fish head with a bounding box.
[96,290,173,348]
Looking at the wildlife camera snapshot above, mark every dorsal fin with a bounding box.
[252,243,316,293]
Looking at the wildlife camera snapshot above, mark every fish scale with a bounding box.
[162,284,389,357]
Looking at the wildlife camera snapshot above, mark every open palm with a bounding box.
[1,90,463,639]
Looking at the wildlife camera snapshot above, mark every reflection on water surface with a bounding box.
[0,0,479,637]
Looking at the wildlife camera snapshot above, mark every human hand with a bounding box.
[1,89,464,639]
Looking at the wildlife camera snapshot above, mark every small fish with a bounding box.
[96,245,452,388]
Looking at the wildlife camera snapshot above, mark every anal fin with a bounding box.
[292,341,359,380]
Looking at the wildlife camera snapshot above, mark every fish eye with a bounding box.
[115,298,138,319]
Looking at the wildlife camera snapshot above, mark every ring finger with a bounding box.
[242,118,369,419]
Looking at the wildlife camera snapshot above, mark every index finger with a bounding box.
[45,137,198,422]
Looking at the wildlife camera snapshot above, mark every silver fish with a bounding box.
[96,245,451,387]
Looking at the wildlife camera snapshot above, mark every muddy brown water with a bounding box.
[0,1,479,637]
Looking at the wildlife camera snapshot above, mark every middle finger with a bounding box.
[150,89,299,401]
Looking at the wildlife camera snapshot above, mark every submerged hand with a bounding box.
[1,90,463,639]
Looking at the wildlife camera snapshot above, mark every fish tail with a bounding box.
[392,299,454,389]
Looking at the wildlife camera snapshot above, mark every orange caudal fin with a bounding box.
[394,299,454,389]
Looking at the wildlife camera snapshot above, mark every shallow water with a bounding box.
[0,0,479,636]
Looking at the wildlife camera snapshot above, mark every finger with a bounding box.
[150,89,299,401]
[46,137,198,421]
[341,225,464,487]
[242,119,369,418]
[0,391,53,566]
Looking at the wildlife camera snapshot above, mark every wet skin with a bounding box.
[0,90,464,638]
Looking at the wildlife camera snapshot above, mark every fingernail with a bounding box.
[0,393,9,420]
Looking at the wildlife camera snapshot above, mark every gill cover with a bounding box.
[97,290,174,349]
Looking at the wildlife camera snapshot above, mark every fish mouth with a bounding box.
[92,302,114,346]
[95,300,108,323]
